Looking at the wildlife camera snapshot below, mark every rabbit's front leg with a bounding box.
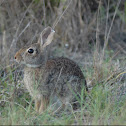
[35,99,41,113]
[38,96,49,114]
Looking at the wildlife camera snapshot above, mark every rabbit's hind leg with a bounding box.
[38,96,50,114]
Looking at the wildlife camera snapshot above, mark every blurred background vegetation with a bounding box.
[0,0,126,63]
[0,0,126,125]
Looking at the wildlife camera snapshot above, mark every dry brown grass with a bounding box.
[0,0,126,125]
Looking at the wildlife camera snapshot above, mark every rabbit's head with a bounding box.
[14,27,55,67]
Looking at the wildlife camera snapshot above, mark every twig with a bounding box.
[17,21,31,40]
[95,0,101,55]
[102,0,122,60]
[52,0,72,29]
[2,0,34,62]
[116,71,126,79]
[43,0,46,26]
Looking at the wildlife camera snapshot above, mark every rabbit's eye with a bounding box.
[28,48,34,54]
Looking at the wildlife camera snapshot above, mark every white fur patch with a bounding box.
[26,64,42,68]
[51,29,55,33]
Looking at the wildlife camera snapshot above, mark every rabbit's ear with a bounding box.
[38,26,55,49]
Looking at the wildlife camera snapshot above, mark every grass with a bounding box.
[0,82,125,125]
[0,0,126,125]
[0,50,126,125]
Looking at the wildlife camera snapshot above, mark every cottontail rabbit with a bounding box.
[14,27,88,113]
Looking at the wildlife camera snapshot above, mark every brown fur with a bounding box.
[15,27,88,113]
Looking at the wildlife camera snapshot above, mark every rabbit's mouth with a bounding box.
[14,55,25,64]
[15,59,25,65]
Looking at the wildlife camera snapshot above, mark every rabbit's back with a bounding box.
[45,57,85,78]
[41,57,88,98]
